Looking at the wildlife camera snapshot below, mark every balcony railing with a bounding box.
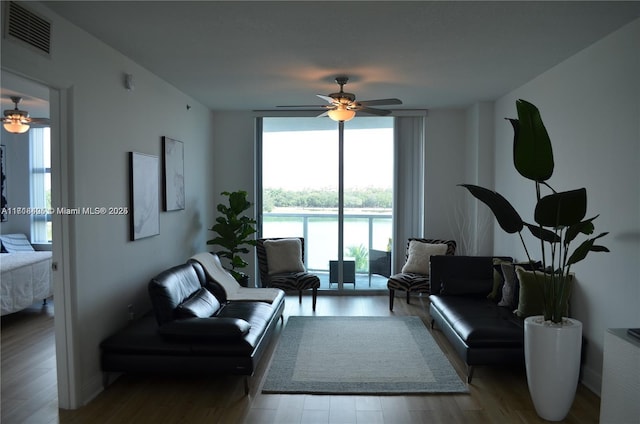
[262,210,392,273]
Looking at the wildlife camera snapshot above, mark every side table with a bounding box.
[329,260,356,287]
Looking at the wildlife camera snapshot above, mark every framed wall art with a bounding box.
[129,152,159,241]
[162,137,185,211]
[1,145,6,222]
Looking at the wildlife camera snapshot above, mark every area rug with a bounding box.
[261,316,468,394]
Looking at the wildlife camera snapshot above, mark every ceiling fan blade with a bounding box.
[358,107,391,116]
[317,94,336,104]
[276,105,325,108]
[357,98,402,106]
[30,117,51,125]
[316,111,329,118]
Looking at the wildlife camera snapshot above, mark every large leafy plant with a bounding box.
[207,190,257,281]
[460,99,608,323]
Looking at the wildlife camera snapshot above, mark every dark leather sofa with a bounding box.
[428,255,523,383]
[100,261,285,393]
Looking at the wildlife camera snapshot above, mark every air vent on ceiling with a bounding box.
[5,1,51,56]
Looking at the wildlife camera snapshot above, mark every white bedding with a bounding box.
[1,251,53,316]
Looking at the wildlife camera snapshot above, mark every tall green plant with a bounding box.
[460,100,609,323]
[207,190,257,280]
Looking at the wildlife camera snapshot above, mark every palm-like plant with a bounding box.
[346,244,369,272]
[460,99,608,323]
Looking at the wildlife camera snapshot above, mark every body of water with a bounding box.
[263,214,392,271]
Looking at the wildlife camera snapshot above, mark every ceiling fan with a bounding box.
[3,96,50,134]
[278,76,402,122]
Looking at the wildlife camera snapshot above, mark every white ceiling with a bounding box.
[11,1,640,114]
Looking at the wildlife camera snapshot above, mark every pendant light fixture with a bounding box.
[3,97,31,134]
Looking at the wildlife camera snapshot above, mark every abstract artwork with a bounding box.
[130,152,159,240]
[162,137,185,211]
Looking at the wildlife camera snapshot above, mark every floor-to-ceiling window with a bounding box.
[259,116,394,292]
[30,127,52,243]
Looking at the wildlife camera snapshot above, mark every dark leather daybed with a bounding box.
[428,255,523,383]
[100,258,285,393]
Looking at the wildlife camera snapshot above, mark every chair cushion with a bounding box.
[387,272,430,293]
[269,272,320,291]
[176,287,221,318]
[263,238,305,275]
[401,241,447,275]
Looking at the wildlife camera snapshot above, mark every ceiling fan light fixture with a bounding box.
[3,115,30,134]
[3,97,32,134]
[328,108,356,122]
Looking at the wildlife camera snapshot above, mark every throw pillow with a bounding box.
[264,238,305,275]
[515,268,574,318]
[0,233,35,252]
[497,260,544,309]
[176,287,221,318]
[498,263,519,309]
[401,241,447,275]
[487,258,511,301]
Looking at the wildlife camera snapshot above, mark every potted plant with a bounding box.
[459,99,608,421]
[207,190,257,286]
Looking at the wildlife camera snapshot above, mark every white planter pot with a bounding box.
[524,316,582,422]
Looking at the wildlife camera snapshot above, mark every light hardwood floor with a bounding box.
[1,295,600,424]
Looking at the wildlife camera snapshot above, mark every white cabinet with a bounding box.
[600,329,640,424]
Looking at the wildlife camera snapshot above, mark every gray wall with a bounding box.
[2,3,215,405]
[493,18,640,394]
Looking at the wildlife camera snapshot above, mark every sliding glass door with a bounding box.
[259,116,394,292]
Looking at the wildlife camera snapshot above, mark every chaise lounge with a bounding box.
[428,255,524,383]
[100,255,284,393]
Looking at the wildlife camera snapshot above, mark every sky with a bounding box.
[262,118,394,190]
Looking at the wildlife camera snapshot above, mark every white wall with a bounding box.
[424,109,468,244]
[493,18,640,394]
[210,111,258,279]
[1,3,215,406]
[462,102,496,256]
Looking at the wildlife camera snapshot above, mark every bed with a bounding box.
[0,234,54,316]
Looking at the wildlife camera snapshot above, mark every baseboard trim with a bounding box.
[581,364,602,397]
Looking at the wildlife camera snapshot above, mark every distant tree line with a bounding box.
[263,188,392,211]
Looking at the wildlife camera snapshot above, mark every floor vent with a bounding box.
[4,1,52,56]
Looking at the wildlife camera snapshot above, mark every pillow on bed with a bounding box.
[0,234,35,253]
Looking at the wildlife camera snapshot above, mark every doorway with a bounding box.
[1,70,74,409]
